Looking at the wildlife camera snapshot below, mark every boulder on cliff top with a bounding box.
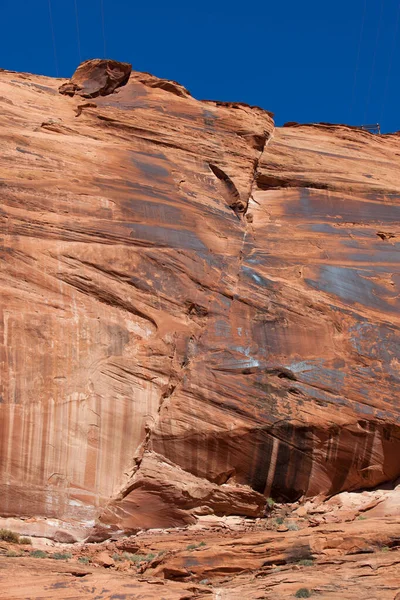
[59,59,132,98]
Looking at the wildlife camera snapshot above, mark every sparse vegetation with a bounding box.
[381,546,390,553]
[357,515,367,520]
[0,529,20,544]
[19,537,32,545]
[266,497,276,509]
[121,552,155,564]
[6,550,21,557]
[52,552,72,560]
[0,530,32,545]
[78,556,90,564]
[187,541,207,551]
[275,517,284,525]
[113,553,123,562]
[287,522,300,531]
[30,550,48,559]
[294,589,312,598]
[123,552,144,563]
[298,558,314,566]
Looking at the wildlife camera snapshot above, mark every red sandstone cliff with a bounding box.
[0,60,399,540]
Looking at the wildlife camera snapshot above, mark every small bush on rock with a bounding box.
[52,552,72,560]
[294,589,312,598]
[122,552,146,563]
[298,559,314,566]
[19,537,32,545]
[187,542,206,551]
[0,529,20,543]
[30,550,48,559]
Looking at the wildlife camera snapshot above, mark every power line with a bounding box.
[48,0,59,76]
[379,0,400,123]
[100,0,107,58]
[363,0,385,122]
[74,0,82,63]
[350,0,367,118]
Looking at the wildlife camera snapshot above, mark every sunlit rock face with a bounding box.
[0,60,399,536]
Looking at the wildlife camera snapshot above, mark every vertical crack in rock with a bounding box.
[124,300,213,488]
[208,163,245,218]
[235,126,275,295]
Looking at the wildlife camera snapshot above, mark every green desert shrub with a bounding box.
[298,558,314,566]
[30,550,48,559]
[122,552,146,563]
[187,542,206,551]
[294,589,312,598]
[19,537,32,545]
[52,552,72,560]
[78,556,90,564]
[0,529,20,543]
[6,550,21,557]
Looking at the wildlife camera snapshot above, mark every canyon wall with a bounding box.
[0,61,399,537]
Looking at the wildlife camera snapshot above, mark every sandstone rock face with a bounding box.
[0,61,399,535]
[58,59,132,98]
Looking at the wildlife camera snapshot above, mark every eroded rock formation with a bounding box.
[0,60,399,538]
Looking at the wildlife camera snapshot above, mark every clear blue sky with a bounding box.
[1,0,399,132]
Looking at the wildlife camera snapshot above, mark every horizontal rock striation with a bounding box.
[0,60,399,536]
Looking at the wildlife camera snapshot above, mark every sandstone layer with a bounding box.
[0,60,399,537]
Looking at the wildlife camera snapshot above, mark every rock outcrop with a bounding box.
[58,59,132,98]
[0,60,399,537]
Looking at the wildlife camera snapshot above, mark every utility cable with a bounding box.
[363,0,385,122]
[48,0,59,76]
[100,0,107,58]
[350,0,367,119]
[379,0,400,124]
[74,0,82,63]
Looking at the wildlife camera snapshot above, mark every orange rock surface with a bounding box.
[0,60,399,539]
[1,500,400,599]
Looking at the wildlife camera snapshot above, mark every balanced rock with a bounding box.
[59,59,132,98]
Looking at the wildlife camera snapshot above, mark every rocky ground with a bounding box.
[1,485,400,599]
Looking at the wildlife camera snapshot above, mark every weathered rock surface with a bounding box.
[1,503,400,599]
[59,59,132,98]
[0,60,399,536]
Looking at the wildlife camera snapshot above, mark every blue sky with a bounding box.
[1,0,399,132]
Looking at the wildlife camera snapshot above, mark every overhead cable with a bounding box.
[380,0,400,123]
[100,0,107,58]
[48,0,59,76]
[363,0,385,122]
[74,0,82,62]
[350,0,367,118]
